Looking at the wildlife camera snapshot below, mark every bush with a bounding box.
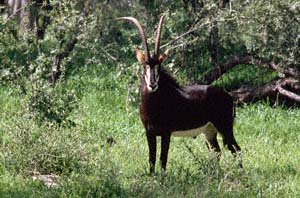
[28,81,78,125]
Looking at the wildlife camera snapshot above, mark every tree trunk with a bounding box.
[6,0,52,38]
[230,77,300,103]
[6,0,35,32]
[208,25,219,67]
[36,0,52,39]
[49,0,92,84]
[0,0,5,14]
[208,0,230,67]
[50,31,78,84]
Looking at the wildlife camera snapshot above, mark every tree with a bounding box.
[1,0,300,105]
[209,0,300,103]
[157,0,300,104]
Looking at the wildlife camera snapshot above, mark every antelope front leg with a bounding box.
[146,133,157,173]
[160,133,171,172]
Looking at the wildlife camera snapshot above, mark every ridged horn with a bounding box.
[154,15,166,59]
[116,17,150,62]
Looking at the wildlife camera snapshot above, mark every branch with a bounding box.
[199,55,299,84]
[277,87,300,102]
[4,4,25,22]
[100,47,118,61]
[160,17,237,50]
[230,77,300,103]
[160,22,210,50]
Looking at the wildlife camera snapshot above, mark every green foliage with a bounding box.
[213,64,277,90]
[0,18,37,89]
[28,82,78,124]
[233,0,300,66]
[1,67,300,197]
[1,0,299,125]
[0,1,87,124]
[1,0,300,197]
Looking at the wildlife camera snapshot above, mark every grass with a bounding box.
[213,64,277,90]
[1,64,300,197]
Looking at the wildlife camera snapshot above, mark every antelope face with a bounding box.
[144,63,160,93]
[136,48,169,93]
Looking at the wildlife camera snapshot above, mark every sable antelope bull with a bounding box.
[117,15,242,173]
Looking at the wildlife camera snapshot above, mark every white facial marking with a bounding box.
[144,65,151,91]
[144,65,159,93]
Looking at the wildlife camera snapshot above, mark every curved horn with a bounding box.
[116,17,150,62]
[154,15,166,59]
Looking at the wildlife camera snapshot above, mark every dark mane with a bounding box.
[159,69,180,89]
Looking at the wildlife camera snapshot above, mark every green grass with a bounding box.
[1,65,300,197]
[213,64,277,90]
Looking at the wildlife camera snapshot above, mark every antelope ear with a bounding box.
[159,49,170,63]
[136,48,145,64]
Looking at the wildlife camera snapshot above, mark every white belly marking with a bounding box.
[171,122,218,137]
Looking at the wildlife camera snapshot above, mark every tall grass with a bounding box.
[1,64,300,197]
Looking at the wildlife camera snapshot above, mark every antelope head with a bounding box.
[117,15,170,93]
